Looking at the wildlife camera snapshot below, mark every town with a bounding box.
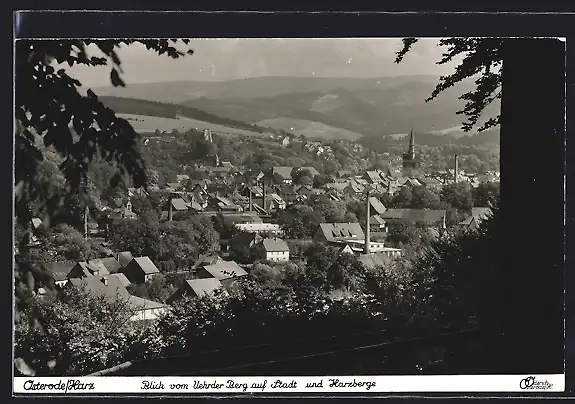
[18,127,499,333]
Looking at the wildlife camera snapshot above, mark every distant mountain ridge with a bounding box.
[92,75,500,142]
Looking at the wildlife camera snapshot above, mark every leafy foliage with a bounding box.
[395,38,503,132]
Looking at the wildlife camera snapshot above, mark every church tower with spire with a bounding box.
[402,128,421,177]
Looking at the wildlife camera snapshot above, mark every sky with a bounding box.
[67,38,460,87]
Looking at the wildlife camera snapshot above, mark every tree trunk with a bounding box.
[499,38,565,374]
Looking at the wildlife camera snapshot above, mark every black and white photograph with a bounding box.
[13,13,568,395]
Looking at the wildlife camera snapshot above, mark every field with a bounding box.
[118,114,275,137]
[256,118,365,141]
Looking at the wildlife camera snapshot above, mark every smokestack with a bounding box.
[364,191,371,255]
[84,205,89,241]
[454,154,459,184]
[249,187,253,212]
[168,195,173,221]
[262,179,267,212]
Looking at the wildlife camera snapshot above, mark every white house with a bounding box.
[254,238,290,262]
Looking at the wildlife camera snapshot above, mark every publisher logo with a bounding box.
[519,376,553,390]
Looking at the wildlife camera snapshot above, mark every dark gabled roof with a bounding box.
[117,251,133,267]
[129,257,160,275]
[369,196,387,215]
[261,238,290,252]
[379,209,446,224]
[318,223,365,242]
[46,261,75,282]
[202,261,248,280]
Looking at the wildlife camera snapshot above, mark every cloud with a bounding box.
[67,38,458,88]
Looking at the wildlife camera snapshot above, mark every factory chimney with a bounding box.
[262,178,267,213]
[454,154,459,184]
[364,190,371,255]
[84,205,89,241]
[249,187,253,212]
[168,195,173,221]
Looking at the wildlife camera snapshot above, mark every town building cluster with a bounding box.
[32,130,496,319]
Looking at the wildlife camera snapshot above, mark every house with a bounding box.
[111,272,131,287]
[88,257,122,274]
[165,182,182,192]
[325,182,349,193]
[67,275,167,322]
[121,256,161,284]
[314,222,365,243]
[417,177,443,191]
[230,231,263,252]
[297,166,320,178]
[369,215,389,240]
[242,185,264,199]
[209,196,243,213]
[253,237,290,262]
[458,207,493,232]
[192,254,224,270]
[128,295,170,322]
[273,184,298,203]
[31,217,43,230]
[195,260,248,290]
[281,136,290,147]
[171,198,189,212]
[263,193,287,211]
[219,161,234,170]
[117,251,134,268]
[379,209,447,228]
[46,261,75,287]
[368,196,387,215]
[271,167,294,184]
[336,170,353,178]
[166,278,227,304]
[347,180,365,195]
[294,184,314,199]
[364,171,384,184]
[67,261,110,280]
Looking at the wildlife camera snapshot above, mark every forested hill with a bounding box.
[98,96,268,133]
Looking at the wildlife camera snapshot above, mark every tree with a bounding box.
[14,39,194,327]
[473,182,500,208]
[15,287,162,376]
[410,186,441,209]
[441,183,474,213]
[396,38,565,373]
[313,174,332,189]
[392,186,413,208]
[395,38,502,133]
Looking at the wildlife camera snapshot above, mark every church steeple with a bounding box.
[407,128,415,158]
[402,127,420,178]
